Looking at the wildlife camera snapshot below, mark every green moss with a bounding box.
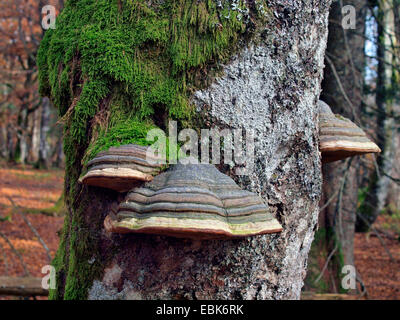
[70,79,110,145]
[48,212,69,299]
[38,0,269,299]
[334,114,347,121]
[49,196,111,300]
[63,212,100,300]
[38,0,268,134]
[83,117,182,167]
[84,119,157,163]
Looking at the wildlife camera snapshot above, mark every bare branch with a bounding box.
[314,243,338,285]
[7,196,52,263]
[0,230,30,276]
[0,242,10,276]
[325,54,361,123]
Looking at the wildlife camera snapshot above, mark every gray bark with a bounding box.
[0,124,7,158]
[385,133,400,212]
[54,137,65,168]
[18,105,28,164]
[38,97,51,168]
[374,1,397,215]
[30,105,42,163]
[6,123,15,162]
[87,0,329,300]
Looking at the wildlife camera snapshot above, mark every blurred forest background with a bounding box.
[0,0,399,299]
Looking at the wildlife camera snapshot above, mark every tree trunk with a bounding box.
[38,97,51,169]
[383,0,400,216]
[54,136,65,168]
[30,105,42,163]
[17,104,29,164]
[0,124,7,159]
[6,123,15,162]
[385,131,400,213]
[38,0,330,300]
[357,0,398,231]
[305,0,367,292]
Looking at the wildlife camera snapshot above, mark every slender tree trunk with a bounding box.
[30,106,42,163]
[38,97,51,169]
[39,0,331,300]
[6,123,15,162]
[385,132,400,212]
[17,53,37,165]
[17,104,28,164]
[384,0,400,215]
[0,124,7,158]
[54,136,65,168]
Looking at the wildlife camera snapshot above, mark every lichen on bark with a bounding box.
[38,0,330,300]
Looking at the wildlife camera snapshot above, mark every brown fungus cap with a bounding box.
[79,144,164,192]
[104,163,283,239]
[319,100,381,163]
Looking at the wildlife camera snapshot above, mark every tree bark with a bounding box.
[38,97,51,169]
[357,0,398,231]
[54,136,65,168]
[0,124,7,159]
[385,132,400,213]
[6,123,15,163]
[29,106,42,163]
[40,0,330,300]
[17,104,28,164]
[382,1,400,216]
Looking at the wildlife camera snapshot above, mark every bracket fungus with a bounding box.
[319,100,381,163]
[80,144,164,192]
[104,163,283,239]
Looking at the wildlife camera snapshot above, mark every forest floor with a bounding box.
[0,163,64,300]
[0,163,399,300]
[354,215,400,299]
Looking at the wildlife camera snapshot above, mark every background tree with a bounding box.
[37,0,330,300]
[0,0,63,167]
[305,0,368,293]
[357,0,400,231]
[305,0,400,294]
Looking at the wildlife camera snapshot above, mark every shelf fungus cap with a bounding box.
[79,144,164,192]
[319,100,381,163]
[104,163,283,239]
